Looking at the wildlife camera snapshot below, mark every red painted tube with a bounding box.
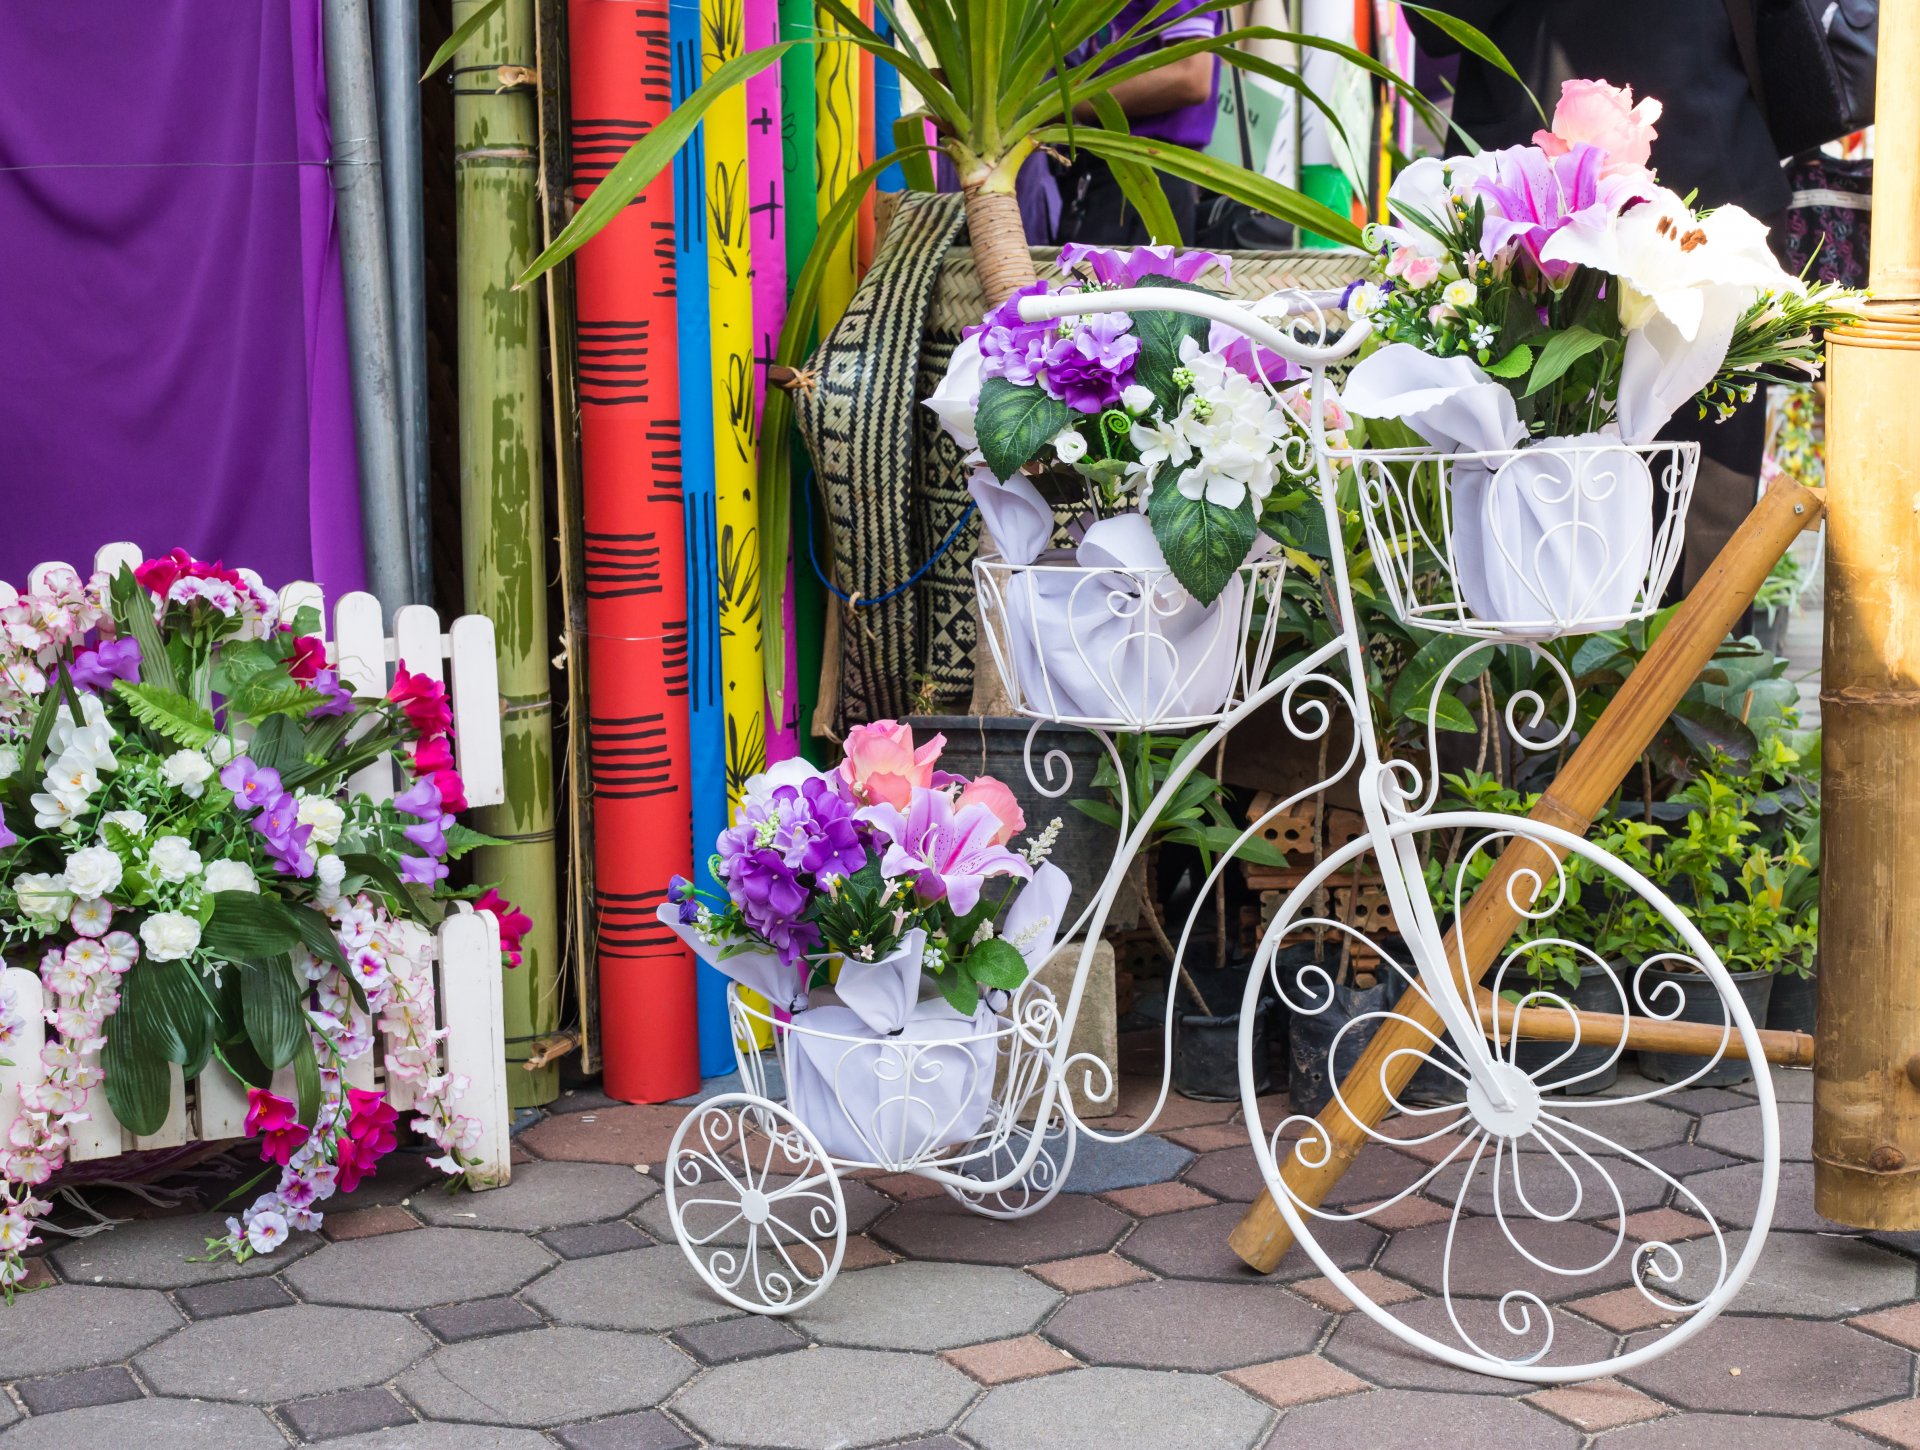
[567,0,701,1101]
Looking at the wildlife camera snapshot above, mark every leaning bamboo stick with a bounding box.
[1478,993,1814,1069]
[1227,478,1826,1273]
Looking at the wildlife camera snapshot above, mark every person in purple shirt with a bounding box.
[1055,0,1223,246]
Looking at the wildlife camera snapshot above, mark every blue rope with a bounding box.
[801,467,978,608]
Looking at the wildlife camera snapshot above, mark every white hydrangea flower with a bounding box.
[13,873,75,924]
[147,835,203,885]
[295,794,346,846]
[62,845,123,901]
[139,911,202,962]
[202,860,259,894]
[161,749,215,798]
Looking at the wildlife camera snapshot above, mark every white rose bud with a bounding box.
[147,835,203,885]
[161,749,215,798]
[1051,427,1088,464]
[139,911,202,962]
[202,860,259,895]
[103,810,148,837]
[62,845,124,901]
[1120,384,1156,415]
[12,873,74,923]
[206,737,240,765]
[317,854,346,888]
[1441,278,1478,309]
[295,794,346,846]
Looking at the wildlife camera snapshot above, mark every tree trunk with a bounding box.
[959,182,1038,717]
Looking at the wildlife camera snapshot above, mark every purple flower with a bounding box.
[1474,143,1619,283]
[220,757,283,811]
[970,279,1060,387]
[308,668,356,718]
[402,813,452,858]
[70,637,142,694]
[715,839,817,965]
[394,779,443,819]
[0,804,14,850]
[399,854,448,886]
[1042,313,1141,413]
[257,793,300,841]
[666,874,700,923]
[1210,326,1302,387]
[856,789,1031,916]
[1058,242,1231,288]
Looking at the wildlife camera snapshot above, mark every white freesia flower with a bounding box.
[202,860,259,894]
[62,845,123,901]
[1051,427,1088,464]
[162,750,215,798]
[30,791,83,832]
[924,332,984,457]
[1120,383,1155,414]
[147,835,202,885]
[1126,337,1292,511]
[14,873,74,923]
[295,794,346,846]
[104,810,148,837]
[206,736,240,765]
[139,911,202,962]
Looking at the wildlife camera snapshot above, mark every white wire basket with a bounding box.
[972,552,1287,729]
[1342,438,1699,641]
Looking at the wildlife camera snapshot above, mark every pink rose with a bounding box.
[1401,255,1442,289]
[1533,78,1661,176]
[955,774,1025,847]
[839,719,945,809]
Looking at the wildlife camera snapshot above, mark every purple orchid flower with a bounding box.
[1057,242,1232,288]
[220,757,283,812]
[399,854,449,886]
[308,668,356,718]
[402,813,453,859]
[69,637,142,694]
[856,789,1031,916]
[1041,313,1141,413]
[0,804,15,850]
[394,779,443,820]
[1474,143,1624,283]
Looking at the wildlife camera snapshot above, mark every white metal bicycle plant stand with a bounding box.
[664,288,1779,1385]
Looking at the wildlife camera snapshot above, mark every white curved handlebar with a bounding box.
[1016,285,1371,367]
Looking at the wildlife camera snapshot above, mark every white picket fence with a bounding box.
[0,545,511,1187]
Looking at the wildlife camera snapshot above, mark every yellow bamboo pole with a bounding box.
[1814,0,1920,1227]
[1228,479,1825,1272]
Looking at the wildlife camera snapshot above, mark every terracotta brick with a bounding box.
[1852,1301,1920,1351]
[1603,1207,1713,1242]
[321,1205,420,1242]
[870,1172,946,1201]
[1163,1123,1249,1153]
[1027,1253,1153,1293]
[17,1256,56,1292]
[1105,1083,1238,1133]
[838,1234,900,1271]
[1526,1379,1668,1432]
[1290,1269,1422,1313]
[1100,1182,1214,1217]
[1355,1196,1453,1231]
[1845,1398,1920,1449]
[942,1334,1076,1385]
[1393,1132,1472,1166]
[1567,1287,1683,1334]
[517,1102,691,1165]
[1223,1354,1368,1410]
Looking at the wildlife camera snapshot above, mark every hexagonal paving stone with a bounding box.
[1044,1278,1324,1371]
[793,1261,1060,1351]
[522,1244,738,1332]
[284,1226,553,1310]
[0,1284,182,1378]
[632,1173,890,1246]
[963,1365,1269,1450]
[1422,1152,1665,1220]
[1666,1229,1919,1318]
[51,1211,317,1289]
[673,1346,974,1449]
[1120,1200,1381,1282]
[1276,1387,1579,1448]
[1184,1143,1427,1207]
[1377,1217,1636,1300]
[1322,1296,1616,1394]
[412,1160,657,1231]
[1682,1159,1847,1233]
[1059,1134,1194,1194]
[324,1150,442,1208]
[1529,1099,1693,1154]
[134,1303,429,1402]
[399,1327,691,1427]
[1596,1413,1877,1449]
[868,1193,1128,1265]
[517,1103,693,1165]
[1620,1316,1911,1415]
[1694,1103,1812,1161]
[0,1397,288,1449]
[322,1430,554,1450]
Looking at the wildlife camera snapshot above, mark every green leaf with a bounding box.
[443,823,510,861]
[1389,632,1496,721]
[244,714,300,776]
[229,679,324,727]
[102,1009,172,1136]
[14,676,75,793]
[108,565,179,695]
[1128,290,1212,404]
[891,111,936,191]
[938,964,982,1015]
[975,377,1075,483]
[1523,327,1610,398]
[1482,343,1533,379]
[114,681,216,748]
[290,1031,322,1128]
[1085,91,1180,245]
[133,959,215,1074]
[1407,692,1479,734]
[288,904,351,974]
[340,853,433,924]
[217,1034,275,1090]
[967,938,1031,990]
[202,894,306,964]
[421,0,504,79]
[241,956,307,1070]
[1147,481,1258,607]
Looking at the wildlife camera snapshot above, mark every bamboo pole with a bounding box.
[1228,478,1825,1273]
[455,0,561,1107]
[1477,994,1814,1070]
[1815,0,1920,1226]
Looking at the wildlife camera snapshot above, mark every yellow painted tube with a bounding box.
[814,4,861,329]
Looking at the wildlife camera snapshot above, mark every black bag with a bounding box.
[1727,0,1878,157]
[1193,65,1296,252]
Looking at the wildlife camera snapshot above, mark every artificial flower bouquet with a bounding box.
[0,551,525,1286]
[928,242,1340,609]
[1334,78,1860,630]
[660,720,1070,1163]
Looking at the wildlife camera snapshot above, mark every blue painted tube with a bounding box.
[872,11,903,193]
[670,0,736,1077]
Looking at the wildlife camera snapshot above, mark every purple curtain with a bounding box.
[0,0,365,597]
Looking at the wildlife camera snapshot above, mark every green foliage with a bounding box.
[975,377,1075,483]
[113,681,216,748]
[1147,479,1258,607]
[1073,732,1286,871]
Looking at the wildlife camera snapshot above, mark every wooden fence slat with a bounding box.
[333,592,394,803]
[394,605,446,681]
[92,541,144,579]
[441,907,510,1186]
[131,1066,189,1151]
[195,1062,253,1142]
[448,616,505,809]
[0,968,46,1149]
[278,579,327,633]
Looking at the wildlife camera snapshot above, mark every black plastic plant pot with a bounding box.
[1173,997,1272,1102]
[1282,941,1462,1117]
[1767,963,1818,1037]
[1510,961,1627,1096]
[1637,967,1776,1088]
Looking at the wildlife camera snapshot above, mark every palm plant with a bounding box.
[517,0,1507,705]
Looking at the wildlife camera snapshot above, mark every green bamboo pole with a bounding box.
[454,0,560,1107]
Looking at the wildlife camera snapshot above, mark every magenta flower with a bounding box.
[857,789,1031,916]
[1474,143,1625,283]
[1058,242,1231,287]
[1042,313,1141,414]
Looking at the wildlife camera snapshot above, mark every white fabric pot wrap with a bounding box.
[653,905,807,1014]
[784,998,999,1165]
[830,929,925,1038]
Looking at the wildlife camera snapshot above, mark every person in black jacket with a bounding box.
[1409,0,1788,595]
